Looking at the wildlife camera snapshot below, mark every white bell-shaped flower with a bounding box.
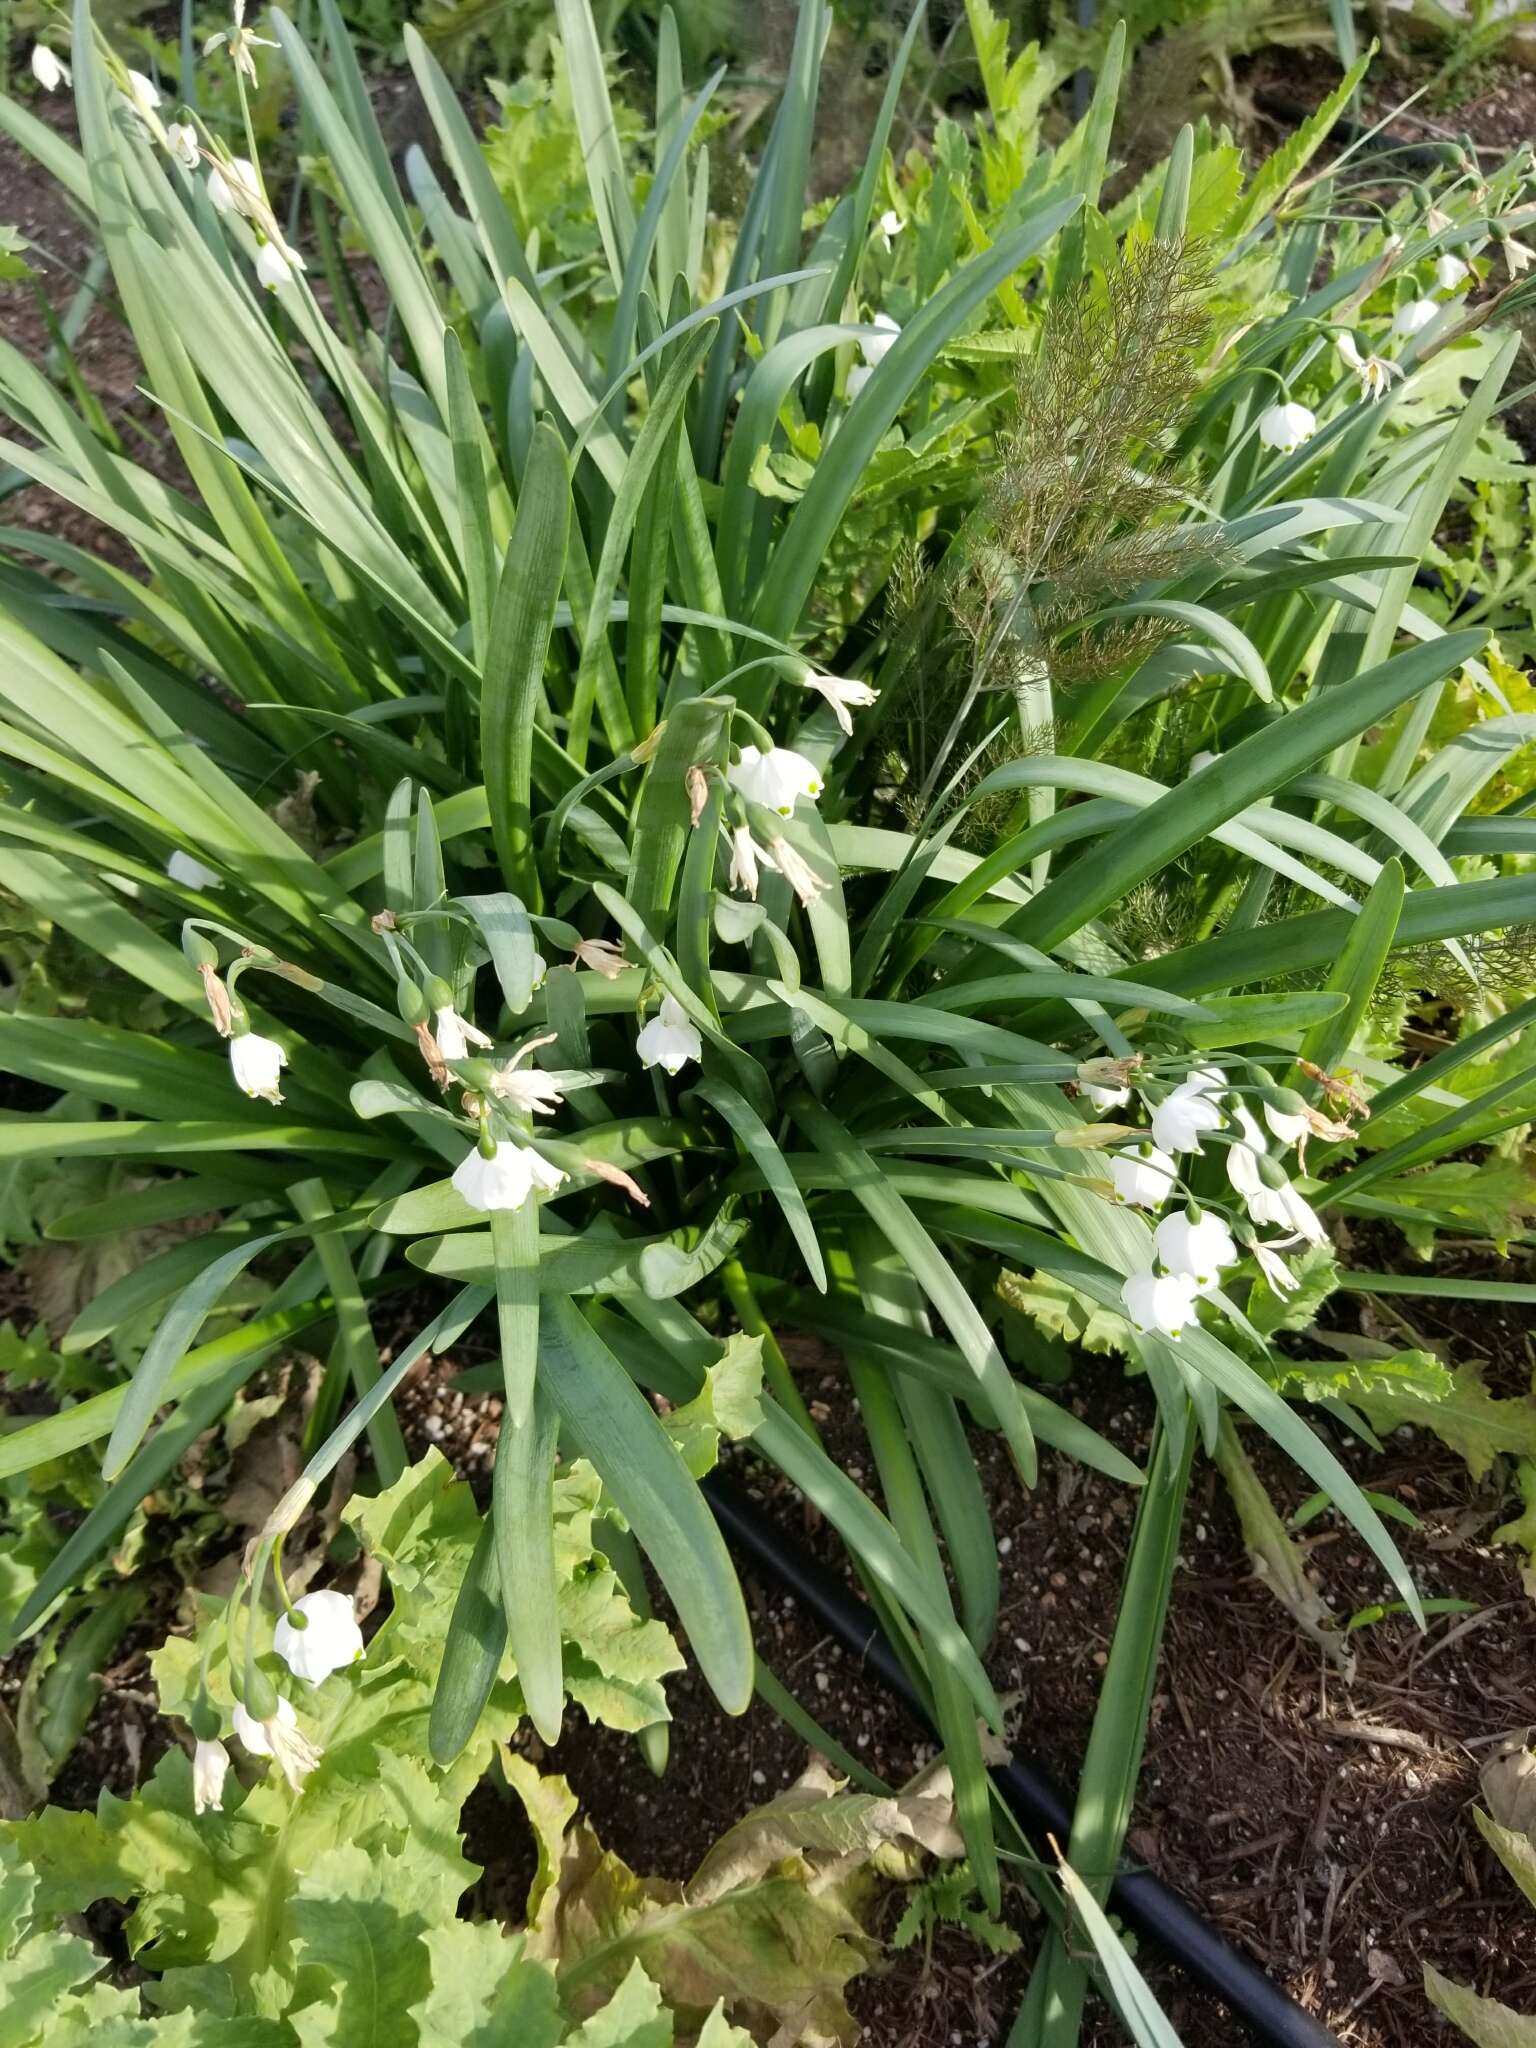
[433,1004,493,1063]
[192,1736,230,1815]
[861,311,901,365]
[207,156,258,214]
[167,849,219,889]
[1121,1269,1200,1341]
[802,670,880,735]
[31,45,70,90]
[636,993,703,1075]
[1257,401,1316,454]
[1153,1210,1237,1297]
[1150,1075,1225,1157]
[1250,1238,1300,1297]
[452,1139,566,1214]
[1107,1146,1178,1210]
[1392,297,1438,339]
[124,68,161,117]
[229,1030,286,1104]
[1083,1081,1130,1112]
[1434,252,1469,291]
[763,835,825,908]
[165,121,200,169]
[254,239,299,290]
[729,824,764,898]
[1337,331,1403,401]
[232,1693,321,1790]
[1262,1096,1311,1148]
[489,1033,564,1117]
[727,743,822,816]
[274,1589,365,1685]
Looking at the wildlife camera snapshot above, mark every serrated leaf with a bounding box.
[1424,1963,1536,2048]
[661,1333,764,1478]
[1353,1364,1536,1481]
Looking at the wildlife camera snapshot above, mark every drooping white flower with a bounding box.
[229,1030,286,1104]
[727,743,822,816]
[451,1139,566,1214]
[763,835,825,908]
[1150,1073,1225,1157]
[192,1736,230,1815]
[488,1033,564,1117]
[875,208,904,250]
[1153,1210,1237,1297]
[433,1004,493,1063]
[1251,1238,1300,1296]
[1262,1095,1311,1148]
[207,157,258,214]
[1267,1179,1329,1247]
[636,992,703,1076]
[1106,1146,1178,1211]
[572,937,626,978]
[1337,331,1403,401]
[232,1694,321,1790]
[124,68,162,117]
[1392,297,1438,339]
[1121,1268,1201,1341]
[1257,401,1316,454]
[274,1589,365,1686]
[1434,252,1469,291]
[30,44,70,90]
[729,824,764,899]
[205,0,278,80]
[802,670,880,736]
[165,120,200,169]
[1083,1081,1130,1112]
[845,312,901,401]
[167,849,219,889]
[254,238,301,291]
[862,311,901,364]
[1504,236,1535,281]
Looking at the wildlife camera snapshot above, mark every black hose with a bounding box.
[705,1472,1341,2048]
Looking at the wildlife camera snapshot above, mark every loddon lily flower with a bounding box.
[31,45,70,90]
[232,1694,321,1790]
[572,937,626,978]
[727,744,822,816]
[207,157,259,215]
[636,992,703,1075]
[1121,1269,1201,1341]
[729,824,765,899]
[452,1138,566,1214]
[124,68,162,118]
[1257,401,1316,454]
[274,1589,365,1685]
[1153,1210,1237,1297]
[1435,252,1470,291]
[847,311,901,397]
[488,1034,564,1116]
[229,1030,286,1104]
[803,669,880,735]
[165,121,200,170]
[1337,332,1403,401]
[205,0,278,81]
[432,1001,493,1063]
[254,239,303,291]
[1150,1071,1226,1156]
[192,1736,230,1815]
[1107,1146,1178,1210]
[1392,297,1438,339]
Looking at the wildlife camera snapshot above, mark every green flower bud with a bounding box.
[426,976,456,1013]
[240,1662,279,1720]
[189,1692,222,1743]
[181,925,219,970]
[396,978,428,1025]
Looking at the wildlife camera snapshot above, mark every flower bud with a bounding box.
[395,978,428,1025]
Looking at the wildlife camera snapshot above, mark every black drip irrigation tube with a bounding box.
[705,1474,1341,2048]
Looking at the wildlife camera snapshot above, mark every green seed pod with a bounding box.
[240,1662,279,1721]
[396,977,428,1025]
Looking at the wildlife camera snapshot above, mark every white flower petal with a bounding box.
[274,1589,365,1686]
